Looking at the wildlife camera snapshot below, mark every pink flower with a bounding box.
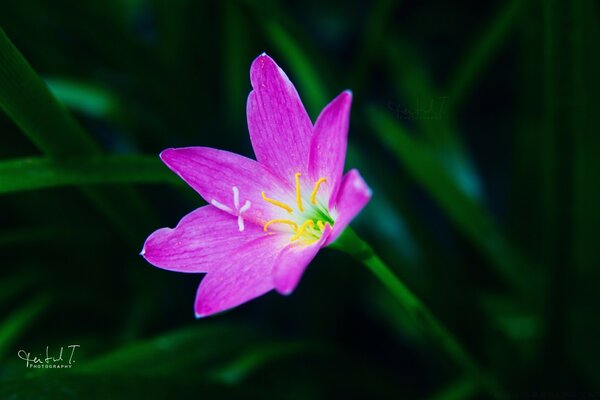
[141,54,371,317]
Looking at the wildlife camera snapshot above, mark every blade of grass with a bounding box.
[75,324,258,376]
[367,106,537,295]
[45,78,119,119]
[0,155,180,195]
[445,0,525,113]
[331,228,504,399]
[384,40,482,201]
[0,26,156,244]
[262,20,328,116]
[0,294,51,361]
[350,0,396,94]
[0,27,98,158]
[426,377,479,400]
[211,340,325,385]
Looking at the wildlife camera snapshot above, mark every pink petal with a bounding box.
[326,169,372,246]
[160,147,294,226]
[142,206,269,273]
[194,234,288,317]
[272,224,332,295]
[247,54,313,183]
[308,91,352,206]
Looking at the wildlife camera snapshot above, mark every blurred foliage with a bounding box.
[0,0,598,399]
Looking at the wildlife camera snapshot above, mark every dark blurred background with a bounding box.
[0,0,598,398]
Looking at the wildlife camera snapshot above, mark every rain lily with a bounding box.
[141,54,371,317]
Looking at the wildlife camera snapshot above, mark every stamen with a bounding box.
[232,186,240,209]
[295,172,304,212]
[239,200,251,213]
[310,178,328,204]
[211,199,233,213]
[290,220,315,241]
[317,220,325,231]
[263,219,298,232]
[261,191,293,213]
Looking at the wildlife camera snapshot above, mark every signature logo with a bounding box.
[17,345,80,369]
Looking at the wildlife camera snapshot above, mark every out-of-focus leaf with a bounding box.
[0,27,98,158]
[0,374,249,400]
[0,156,179,195]
[262,21,328,116]
[350,0,396,94]
[212,340,326,384]
[0,295,50,360]
[76,324,259,376]
[367,106,537,295]
[0,270,39,305]
[446,0,525,112]
[384,40,482,201]
[426,377,479,400]
[0,26,157,244]
[45,78,119,119]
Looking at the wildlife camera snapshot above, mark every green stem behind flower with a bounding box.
[330,228,505,399]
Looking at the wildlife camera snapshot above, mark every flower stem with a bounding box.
[330,228,505,399]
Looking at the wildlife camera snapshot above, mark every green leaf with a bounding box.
[0,295,51,361]
[0,156,180,195]
[0,374,248,400]
[45,78,119,119]
[261,20,328,116]
[446,0,525,113]
[330,228,504,399]
[75,324,259,376]
[384,40,482,201]
[0,26,157,244]
[0,27,99,158]
[367,106,537,295]
[211,340,325,384]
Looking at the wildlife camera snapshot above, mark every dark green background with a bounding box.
[0,0,598,398]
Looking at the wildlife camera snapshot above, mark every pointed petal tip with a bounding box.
[159,148,175,163]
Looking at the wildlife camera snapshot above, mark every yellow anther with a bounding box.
[310,178,328,204]
[317,220,325,231]
[295,172,304,212]
[261,191,293,213]
[263,219,298,232]
[290,220,315,241]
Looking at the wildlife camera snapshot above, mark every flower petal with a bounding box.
[194,233,289,317]
[326,169,372,245]
[308,91,352,206]
[247,54,313,183]
[272,224,332,295]
[160,147,295,226]
[142,205,269,273]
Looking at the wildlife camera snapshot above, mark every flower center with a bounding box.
[261,172,333,243]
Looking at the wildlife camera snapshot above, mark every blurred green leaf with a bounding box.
[0,270,39,305]
[331,228,503,399]
[45,78,119,119]
[446,0,525,112]
[0,156,179,195]
[0,295,50,361]
[367,106,536,295]
[0,27,98,158]
[0,374,248,400]
[211,340,325,384]
[426,377,479,400]
[262,21,328,116]
[76,324,259,376]
[0,25,157,244]
[384,40,482,201]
